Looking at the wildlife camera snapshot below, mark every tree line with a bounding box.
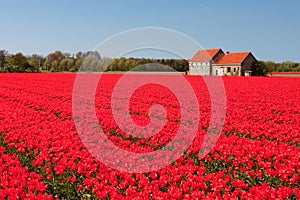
[0,50,188,73]
[0,49,299,74]
[250,61,300,76]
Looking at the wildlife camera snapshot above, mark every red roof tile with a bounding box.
[189,48,222,62]
[216,52,251,64]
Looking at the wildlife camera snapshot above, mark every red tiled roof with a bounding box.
[216,52,251,65]
[189,48,222,62]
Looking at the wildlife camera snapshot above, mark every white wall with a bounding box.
[188,62,211,75]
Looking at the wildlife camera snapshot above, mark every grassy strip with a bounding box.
[225,130,300,149]
[191,152,299,194]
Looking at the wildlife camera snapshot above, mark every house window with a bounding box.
[227,67,231,73]
[216,69,218,75]
[233,68,236,72]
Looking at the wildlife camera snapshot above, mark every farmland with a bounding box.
[0,73,299,199]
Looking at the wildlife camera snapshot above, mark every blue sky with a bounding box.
[0,0,299,62]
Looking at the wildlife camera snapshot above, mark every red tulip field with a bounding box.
[0,73,299,199]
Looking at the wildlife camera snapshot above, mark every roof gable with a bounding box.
[189,48,223,62]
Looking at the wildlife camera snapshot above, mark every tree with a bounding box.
[107,58,118,71]
[117,58,126,71]
[124,59,133,71]
[81,56,93,71]
[264,61,277,72]
[55,51,64,61]
[251,61,268,76]
[74,60,82,71]
[63,52,71,59]
[28,54,43,72]
[0,50,7,71]
[46,50,64,63]
[277,61,299,72]
[60,59,69,71]
[76,52,82,59]
[90,59,100,71]
[101,57,112,72]
[43,60,51,71]
[8,53,31,72]
[51,60,60,72]
[82,51,101,60]
[67,59,75,71]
